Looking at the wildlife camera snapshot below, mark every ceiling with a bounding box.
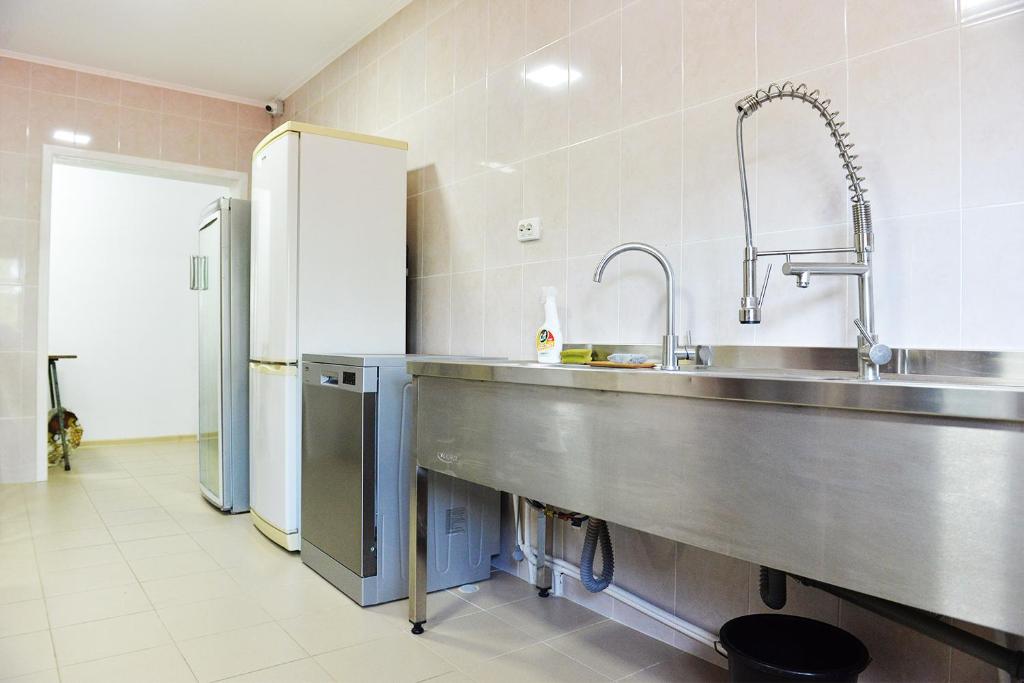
[0,0,410,103]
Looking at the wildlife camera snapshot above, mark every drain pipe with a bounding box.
[791,574,1024,679]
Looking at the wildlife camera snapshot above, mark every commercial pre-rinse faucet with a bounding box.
[593,242,699,371]
[735,82,890,380]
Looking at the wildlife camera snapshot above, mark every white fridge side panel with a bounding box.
[296,134,407,356]
[250,132,299,362]
[248,363,300,534]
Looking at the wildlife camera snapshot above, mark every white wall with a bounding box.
[48,164,229,441]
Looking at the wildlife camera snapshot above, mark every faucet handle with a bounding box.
[854,318,892,366]
[758,263,773,307]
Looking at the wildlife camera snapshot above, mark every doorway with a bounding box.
[38,146,246,478]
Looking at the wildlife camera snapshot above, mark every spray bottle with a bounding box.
[536,286,563,363]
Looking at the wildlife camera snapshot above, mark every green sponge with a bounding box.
[560,349,594,364]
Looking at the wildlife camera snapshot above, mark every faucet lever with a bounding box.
[758,263,773,308]
[854,318,892,367]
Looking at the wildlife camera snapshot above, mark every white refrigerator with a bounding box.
[249,122,407,550]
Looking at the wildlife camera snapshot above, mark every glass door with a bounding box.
[198,217,222,505]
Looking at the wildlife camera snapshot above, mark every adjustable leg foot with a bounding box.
[537,588,550,598]
[411,622,425,635]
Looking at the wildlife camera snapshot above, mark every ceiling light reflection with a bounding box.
[526,65,581,88]
[53,129,91,145]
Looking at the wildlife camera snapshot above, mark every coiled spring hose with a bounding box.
[580,518,614,593]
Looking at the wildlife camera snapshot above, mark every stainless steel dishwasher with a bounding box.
[300,354,501,606]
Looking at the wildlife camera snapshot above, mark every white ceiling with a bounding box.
[0,0,410,103]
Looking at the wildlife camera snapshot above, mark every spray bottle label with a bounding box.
[537,329,556,351]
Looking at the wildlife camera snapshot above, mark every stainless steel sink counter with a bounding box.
[409,346,1024,636]
[408,354,1024,423]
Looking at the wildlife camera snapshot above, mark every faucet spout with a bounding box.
[593,242,691,371]
[598,242,700,370]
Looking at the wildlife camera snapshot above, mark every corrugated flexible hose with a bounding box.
[580,518,614,593]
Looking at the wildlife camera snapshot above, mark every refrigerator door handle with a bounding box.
[198,256,209,291]
[189,256,198,290]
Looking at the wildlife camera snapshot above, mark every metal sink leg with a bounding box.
[409,465,428,634]
[536,505,554,597]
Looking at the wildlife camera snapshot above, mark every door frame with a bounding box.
[37,144,248,480]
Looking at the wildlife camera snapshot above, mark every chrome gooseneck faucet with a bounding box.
[735,82,890,380]
[593,242,699,371]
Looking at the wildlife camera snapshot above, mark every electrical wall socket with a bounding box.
[517,217,541,242]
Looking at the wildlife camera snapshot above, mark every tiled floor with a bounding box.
[0,442,727,682]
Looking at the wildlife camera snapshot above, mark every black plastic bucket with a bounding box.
[718,614,870,682]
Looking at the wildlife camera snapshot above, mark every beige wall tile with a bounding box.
[29,64,76,96]
[401,30,427,118]
[962,204,1024,351]
[0,57,31,87]
[27,91,76,153]
[962,11,1024,208]
[120,81,162,111]
[450,270,485,355]
[488,0,528,71]
[161,89,202,118]
[869,211,961,349]
[682,96,750,243]
[237,105,270,133]
[849,30,959,218]
[523,149,569,263]
[567,131,620,257]
[422,96,456,190]
[454,0,488,89]
[484,265,524,358]
[199,96,237,126]
[117,107,160,158]
[622,0,682,126]
[425,11,456,104]
[683,0,755,107]
[486,61,526,165]
[450,174,487,271]
[673,544,749,633]
[235,127,266,172]
[0,152,31,219]
[358,29,382,69]
[422,187,453,275]
[453,80,486,180]
[356,63,379,133]
[400,0,430,40]
[847,0,956,57]
[618,242,682,344]
[160,114,200,164]
[485,166,524,268]
[75,73,120,104]
[418,274,452,353]
[527,0,570,52]
[621,113,681,245]
[756,0,845,82]
[377,47,403,130]
[569,11,621,143]
[199,122,237,170]
[567,254,617,341]
[755,63,848,233]
[0,86,30,153]
[74,99,118,153]
[523,39,570,159]
[571,0,622,29]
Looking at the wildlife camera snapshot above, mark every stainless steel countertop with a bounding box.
[407,357,1024,423]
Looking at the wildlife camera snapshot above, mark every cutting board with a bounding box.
[588,361,657,369]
